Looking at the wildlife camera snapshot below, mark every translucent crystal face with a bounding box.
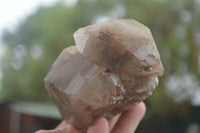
[45,19,164,132]
[74,19,164,77]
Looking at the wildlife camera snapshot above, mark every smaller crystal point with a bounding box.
[74,19,164,77]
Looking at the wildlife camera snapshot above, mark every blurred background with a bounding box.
[0,0,200,132]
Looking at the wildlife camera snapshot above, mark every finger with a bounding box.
[108,114,121,132]
[111,102,146,133]
[35,129,61,133]
[62,124,80,133]
[35,130,49,133]
[35,124,80,133]
[56,121,68,129]
[87,117,109,133]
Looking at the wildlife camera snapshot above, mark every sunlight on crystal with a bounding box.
[30,45,43,60]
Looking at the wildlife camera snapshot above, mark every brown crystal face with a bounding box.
[44,19,164,132]
[74,19,164,77]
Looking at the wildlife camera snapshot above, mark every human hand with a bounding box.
[36,102,146,133]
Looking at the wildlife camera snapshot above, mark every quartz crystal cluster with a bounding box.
[44,19,164,132]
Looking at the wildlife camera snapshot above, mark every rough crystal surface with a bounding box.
[44,19,164,132]
[74,19,164,77]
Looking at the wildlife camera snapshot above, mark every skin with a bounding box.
[36,102,146,133]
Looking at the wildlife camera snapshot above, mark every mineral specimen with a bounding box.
[44,19,164,132]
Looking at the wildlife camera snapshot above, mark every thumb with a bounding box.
[87,117,109,133]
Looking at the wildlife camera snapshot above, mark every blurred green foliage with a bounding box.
[0,0,200,132]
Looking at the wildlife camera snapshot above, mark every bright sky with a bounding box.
[0,0,56,57]
[0,0,59,89]
[0,0,77,55]
[0,0,77,87]
[0,0,58,40]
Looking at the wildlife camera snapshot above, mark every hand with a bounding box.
[36,102,146,133]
